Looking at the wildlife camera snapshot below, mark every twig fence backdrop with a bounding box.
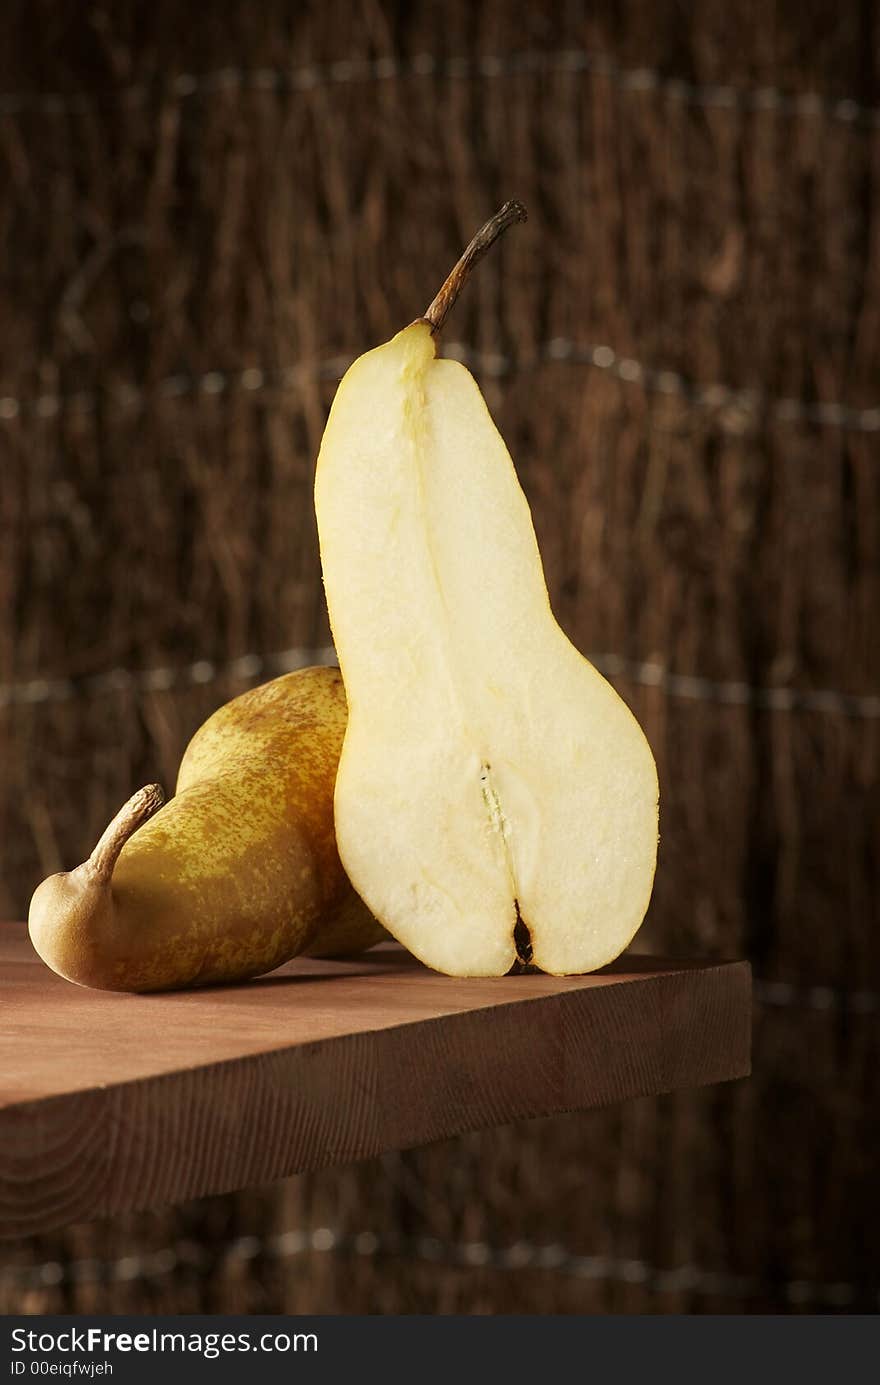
[1,1,877,1313]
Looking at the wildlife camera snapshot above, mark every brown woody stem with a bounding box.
[422,200,527,335]
[87,783,165,884]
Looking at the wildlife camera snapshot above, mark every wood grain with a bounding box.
[0,925,750,1239]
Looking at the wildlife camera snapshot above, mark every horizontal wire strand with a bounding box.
[2,646,876,722]
[2,341,879,433]
[4,1227,875,1309]
[752,978,877,1014]
[1,48,879,130]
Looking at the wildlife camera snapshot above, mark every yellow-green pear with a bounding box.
[315,204,659,977]
[28,666,383,992]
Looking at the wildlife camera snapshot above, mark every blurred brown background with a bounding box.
[1,0,878,1313]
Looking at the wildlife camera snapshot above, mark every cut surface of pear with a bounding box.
[315,320,658,977]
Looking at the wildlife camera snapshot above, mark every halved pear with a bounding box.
[315,210,658,977]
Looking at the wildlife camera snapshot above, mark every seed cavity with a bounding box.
[513,899,533,965]
[479,761,531,970]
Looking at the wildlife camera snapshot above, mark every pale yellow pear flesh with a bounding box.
[28,667,383,992]
[315,321,659,977]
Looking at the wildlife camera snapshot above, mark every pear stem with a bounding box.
[422,200,527,335]
[87,783,165,884]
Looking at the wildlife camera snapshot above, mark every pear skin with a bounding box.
[28,666,383,992]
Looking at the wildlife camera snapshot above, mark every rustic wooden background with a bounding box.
[2,0,878,1313]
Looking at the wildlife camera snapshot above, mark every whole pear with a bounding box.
[28,666,383,991]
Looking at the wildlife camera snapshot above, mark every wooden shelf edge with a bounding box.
[0,957,750,1238]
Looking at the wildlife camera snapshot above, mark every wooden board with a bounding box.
[0,924,750,1239]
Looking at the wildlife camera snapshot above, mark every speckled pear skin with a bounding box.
[28,666,383,992]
